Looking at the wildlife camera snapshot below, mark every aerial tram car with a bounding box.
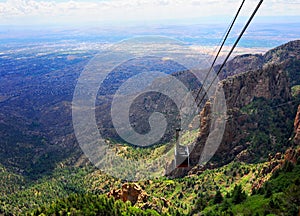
[174,128,190,168]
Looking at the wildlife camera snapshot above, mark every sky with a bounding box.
[0,0,300,26]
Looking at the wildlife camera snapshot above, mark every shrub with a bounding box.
[231,185,247,204]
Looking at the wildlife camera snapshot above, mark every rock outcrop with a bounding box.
[294,105,300,145]
[205,64,290,164]
[108,182,169,213]
[252,147,300,191]
[107,183,148,205]
[189,101,212,165]
[220,63,291,109]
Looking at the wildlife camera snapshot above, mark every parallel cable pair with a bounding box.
[194,0,264,108]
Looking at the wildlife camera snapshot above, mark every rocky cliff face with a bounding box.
[220,64,291,109]
[169,41,299,177]
[294,105,300,145]
[190,101,212,165]
[192,63,291,166]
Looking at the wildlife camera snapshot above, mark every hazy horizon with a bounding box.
[1,0,300,26]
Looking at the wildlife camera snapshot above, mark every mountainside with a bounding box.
[1,40,300,215]
[1,40,299,180]
[169,40,300,177]
[218,40,300,83]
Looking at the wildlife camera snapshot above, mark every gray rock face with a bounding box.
[220,64,291,109]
